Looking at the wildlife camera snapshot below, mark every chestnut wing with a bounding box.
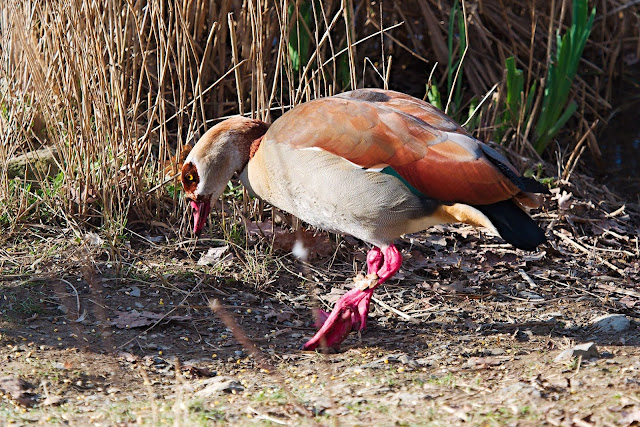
[266,89,528,205]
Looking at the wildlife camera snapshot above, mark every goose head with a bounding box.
[181,116,269,235]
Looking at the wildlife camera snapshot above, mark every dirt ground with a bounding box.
[1,178,639,426]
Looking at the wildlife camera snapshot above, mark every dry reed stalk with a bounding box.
[0,0,638,237]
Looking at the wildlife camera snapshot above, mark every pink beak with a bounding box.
[190,196,212,235]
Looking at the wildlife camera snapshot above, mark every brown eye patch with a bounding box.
[181,162,199,193]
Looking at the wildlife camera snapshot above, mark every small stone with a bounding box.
[591,314,630,333]
[398,354,418,368]
[554,342,599,362]
[129,286,141,297]
[514,330,533,342]
[197,246,231,266]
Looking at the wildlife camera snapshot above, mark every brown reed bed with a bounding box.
[0,0,638,237]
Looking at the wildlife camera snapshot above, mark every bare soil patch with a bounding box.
[1,183,639,426]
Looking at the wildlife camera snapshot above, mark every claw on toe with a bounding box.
[354,273,379,291]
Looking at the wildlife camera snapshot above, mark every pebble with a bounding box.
[398,354,419,368]
[514,330,533,342]
[489,347,505,356]
[554,342,599,362]
[129,286,141,297]
[591,314,631,333]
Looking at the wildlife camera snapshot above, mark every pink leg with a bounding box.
[375,245,403,283]
[312,246,384,329]
[303,245,402,351]
[366,247,383,275]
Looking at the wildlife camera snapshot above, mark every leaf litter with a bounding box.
[1,175,639,424]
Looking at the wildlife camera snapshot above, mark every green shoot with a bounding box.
[495,57,537,143]
[287,2,313,73]
[534,0,595,153]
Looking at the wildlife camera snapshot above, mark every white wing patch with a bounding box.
[363,164,387,172]
[298,147,325,152]
[299,146,388,172]
[443,131,480,154]
[342,157,388,172]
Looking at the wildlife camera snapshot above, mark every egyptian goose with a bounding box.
[181,89,547,351]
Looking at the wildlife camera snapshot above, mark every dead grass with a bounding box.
[1,0,638,236]
[0,182,638,424]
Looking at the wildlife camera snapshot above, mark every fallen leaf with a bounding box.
[484,252,519,267]
[322,287,348,303]
[117,351,138,363]
[84,232,104,246]
[523,251,546,262]
[42,395,64,406]
[405,250,435,270]
[197,246,232,266]
[195,377,244,397]
[182,365,216,378]
[425,235,447,248]
[244,220,276,238]
[439,281,472,293]
[465,356,505,368]
[590,218,621,235]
